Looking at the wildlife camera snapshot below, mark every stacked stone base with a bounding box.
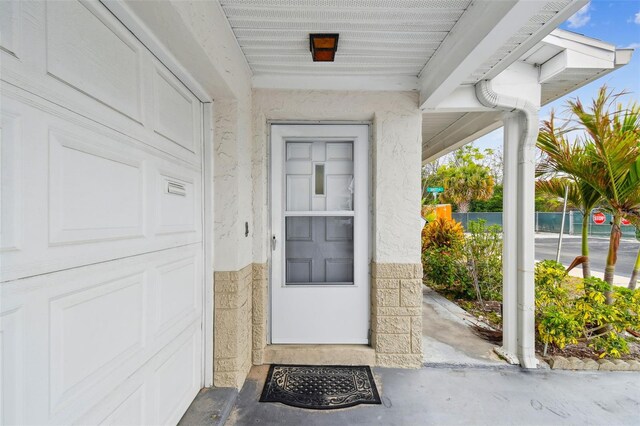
[252,263,268,365]
[213,265,253,388]
[371,263,424,368]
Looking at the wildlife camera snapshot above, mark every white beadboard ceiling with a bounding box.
[219,0,574,80]
[219,0,472,76]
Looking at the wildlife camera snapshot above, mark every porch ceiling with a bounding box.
[422,29,633,163]
[219,0,471,77]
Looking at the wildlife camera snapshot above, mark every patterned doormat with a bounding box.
[259,365,381,410]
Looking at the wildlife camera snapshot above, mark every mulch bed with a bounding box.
[436,290,640,362]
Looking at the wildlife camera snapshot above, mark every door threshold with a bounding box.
[263,344,375,366]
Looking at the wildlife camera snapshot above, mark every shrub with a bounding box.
[465,220,503,301]
[422,246,473,299]
[421,218,471,298]
[422,217,464,251]
[534,262,640,358]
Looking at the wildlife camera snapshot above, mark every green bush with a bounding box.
[465,220,503,301]
[422,219,503,301]
[422,246,473,299]
[534,261,640,358]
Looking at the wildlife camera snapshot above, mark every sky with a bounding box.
[473,0,640,151]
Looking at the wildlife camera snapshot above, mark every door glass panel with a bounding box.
[286,141,353,211]
[285,216,354,285]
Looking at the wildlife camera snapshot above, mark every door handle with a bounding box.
[272,235,277,251]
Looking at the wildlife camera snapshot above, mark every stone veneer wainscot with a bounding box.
[371,262,424,368]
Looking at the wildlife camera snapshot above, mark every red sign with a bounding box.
[593,212,606,225]
[622,218,631,226]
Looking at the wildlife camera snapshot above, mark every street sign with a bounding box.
[622,218,631,226]
[426,187,444,193]
[593,212,606,225]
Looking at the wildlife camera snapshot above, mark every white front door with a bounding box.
[270,124,369,344]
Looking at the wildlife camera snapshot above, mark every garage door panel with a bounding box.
[0,92,203,282]
[49,272,146,413]
[157,171,198,236]
[157,257,199,337]
[154,331,201,426]
[0,0,21,59]
[2,1,202,167]
[153,65,198,153]
[45,0,143,123]
[48,127,145,245]
[0,306,26,425]
[0,109,23,253]
[98,385,146,426]
[1,1,206,423]
[1,246,202,424]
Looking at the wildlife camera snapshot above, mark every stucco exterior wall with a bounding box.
[250,89,424,367]
[214,99,253,272]
[251,89,423,266]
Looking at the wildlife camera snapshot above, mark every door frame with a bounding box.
[267,121,373,344]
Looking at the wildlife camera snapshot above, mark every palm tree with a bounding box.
[628,219,640,290]
[537,86,640,302]
[440,163,495,213]
[534,177,601,278]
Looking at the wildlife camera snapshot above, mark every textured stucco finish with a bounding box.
[213,264,253,388]
[251,89,423,265]
[214,99,253,271]
[372,262,424,368]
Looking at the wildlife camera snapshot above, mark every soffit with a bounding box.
[461,0,573,84]
[219,0,471,76]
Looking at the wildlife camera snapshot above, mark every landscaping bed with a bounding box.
[422,218,640,364]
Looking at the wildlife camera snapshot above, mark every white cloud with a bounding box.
[635,11,640,24]
[567,3,591,28]
[620,42,640,49]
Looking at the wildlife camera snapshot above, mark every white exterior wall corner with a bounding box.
[214,97,254,272]
[251,89,423,266]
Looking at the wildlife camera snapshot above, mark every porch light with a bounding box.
[309,33,339,62]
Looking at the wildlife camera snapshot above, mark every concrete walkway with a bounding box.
[422,287,504,366]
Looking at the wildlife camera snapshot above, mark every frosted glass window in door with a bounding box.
[285,216,354,285]
[286,141,353,211]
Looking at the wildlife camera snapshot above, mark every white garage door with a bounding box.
[1,1,205,424]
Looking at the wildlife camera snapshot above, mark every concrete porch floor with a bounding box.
[181,287,640,425]
[226,364,639,425]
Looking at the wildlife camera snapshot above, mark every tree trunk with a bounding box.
[628,247,640,290]
[581,213,591,279]
[604,214,621,304]
[458,200,470,213]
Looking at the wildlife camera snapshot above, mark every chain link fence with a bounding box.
[452,211,638,239]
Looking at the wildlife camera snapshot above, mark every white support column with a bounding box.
[517,111,538,368]
[475,78,539,368]
[500,113,520,362]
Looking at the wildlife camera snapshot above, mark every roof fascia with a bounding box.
[419,0,552,110]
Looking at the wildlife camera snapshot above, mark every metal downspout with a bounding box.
[475,79,538,368]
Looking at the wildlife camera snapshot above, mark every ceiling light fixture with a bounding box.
[309,33,339,62]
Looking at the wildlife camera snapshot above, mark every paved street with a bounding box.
[536,235,639,278]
